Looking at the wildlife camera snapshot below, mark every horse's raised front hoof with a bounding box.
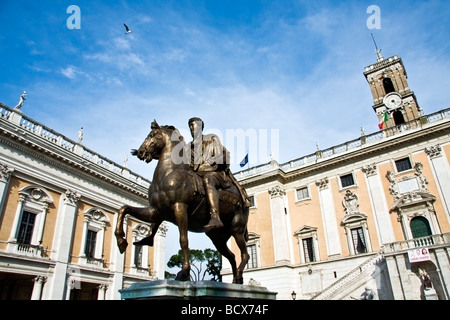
[175,270,190,281]
[117,238,128,254]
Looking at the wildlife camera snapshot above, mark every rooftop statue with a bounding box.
[115,118,250,284]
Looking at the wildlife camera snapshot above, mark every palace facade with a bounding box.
[0,105,167,300]
[223,51,450,300]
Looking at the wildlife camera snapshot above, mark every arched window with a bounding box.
[383,77,395,94]
[393,109,405,126]
[410,216,432,238]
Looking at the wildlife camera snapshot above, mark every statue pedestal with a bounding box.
[119,280,277,300]
[424,288,439,300]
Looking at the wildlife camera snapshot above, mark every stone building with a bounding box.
[0,105,167,300]
[223,51,450,300]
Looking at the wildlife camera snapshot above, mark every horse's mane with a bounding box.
[160,125,185,142]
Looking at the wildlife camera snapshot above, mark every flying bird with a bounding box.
[123,23,131,34]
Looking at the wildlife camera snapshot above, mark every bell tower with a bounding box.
[363,48,423,128]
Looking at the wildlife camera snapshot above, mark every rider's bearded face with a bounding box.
[189,120,203,139]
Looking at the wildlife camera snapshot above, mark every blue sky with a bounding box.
[1,0,450,271]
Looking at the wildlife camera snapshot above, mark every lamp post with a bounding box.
[291,291,296,300]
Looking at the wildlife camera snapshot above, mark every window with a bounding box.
[294,226,320,264]
[302,237,316,263]
[296,187,309,201]
[17,211,36,245]
[351,227,367,254]
[410,217,432,238]
[247,244,258,269]
[80,208,109,266]
[340,173,355,188]
[383,77,395,94]
[134,245,143,267]
[395,157,412,172]
[248,195,255,207]
[85,230,97,258]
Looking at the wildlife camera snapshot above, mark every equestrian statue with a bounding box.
[114,118,251,284]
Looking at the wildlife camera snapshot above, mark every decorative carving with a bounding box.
[133,223,151,237]
[343,190,359,214]
[362,163,377,177]
[0,162,14,182]
[387,162,429,200]
[269,185,286,198]
[157,223,168,237]
[315,178,329,190]
[424,144,441,158]
[63,189,81,205]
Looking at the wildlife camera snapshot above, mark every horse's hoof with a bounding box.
[117,239,128,254]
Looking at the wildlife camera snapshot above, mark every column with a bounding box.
[362,164,396,244]
[315,178,342,257]
[385,255,405,300]
[425,145,450,224]
[0,162,13,220]
[108,214,128,300]
[153,223,168,279]
[47,189,81,300]
[37,203,49,244]
[98,284,108,300]
[31,276,47,300]
[268,185,290,264]
[7,195,25,243]
[79,217,89,257]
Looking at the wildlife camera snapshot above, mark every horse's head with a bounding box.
[132,120,184,163]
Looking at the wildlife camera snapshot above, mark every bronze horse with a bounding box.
[114,120,250,284]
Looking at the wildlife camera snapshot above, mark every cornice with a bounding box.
[239,118,450,187]
[0,125,149,200]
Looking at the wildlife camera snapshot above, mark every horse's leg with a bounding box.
[173,202,190,281]
[207,231,237,283]
[229,209,250,284]
[233,227,250,284]
[114,204,157,254]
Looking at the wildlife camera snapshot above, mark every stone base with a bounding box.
[119,280,277,300]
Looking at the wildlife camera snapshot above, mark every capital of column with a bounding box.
[362,163,377,177]
[0,162,14,183]
[63,189,81,205]
[268,185,286,199]
[425,144,442,158]
[315,178,329,190]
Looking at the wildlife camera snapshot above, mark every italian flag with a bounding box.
[378,111,388,130]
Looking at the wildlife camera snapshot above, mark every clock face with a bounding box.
[383,93,402,109]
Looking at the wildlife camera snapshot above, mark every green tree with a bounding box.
[166,248,222,281]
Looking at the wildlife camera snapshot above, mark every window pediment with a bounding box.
[341,212,367,225]
[294,225,318,237]
[390,192,436,211]
[19,186,53,205]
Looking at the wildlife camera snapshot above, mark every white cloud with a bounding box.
[60,65,80,79]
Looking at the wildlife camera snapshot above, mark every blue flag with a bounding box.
[240,153,249,167]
